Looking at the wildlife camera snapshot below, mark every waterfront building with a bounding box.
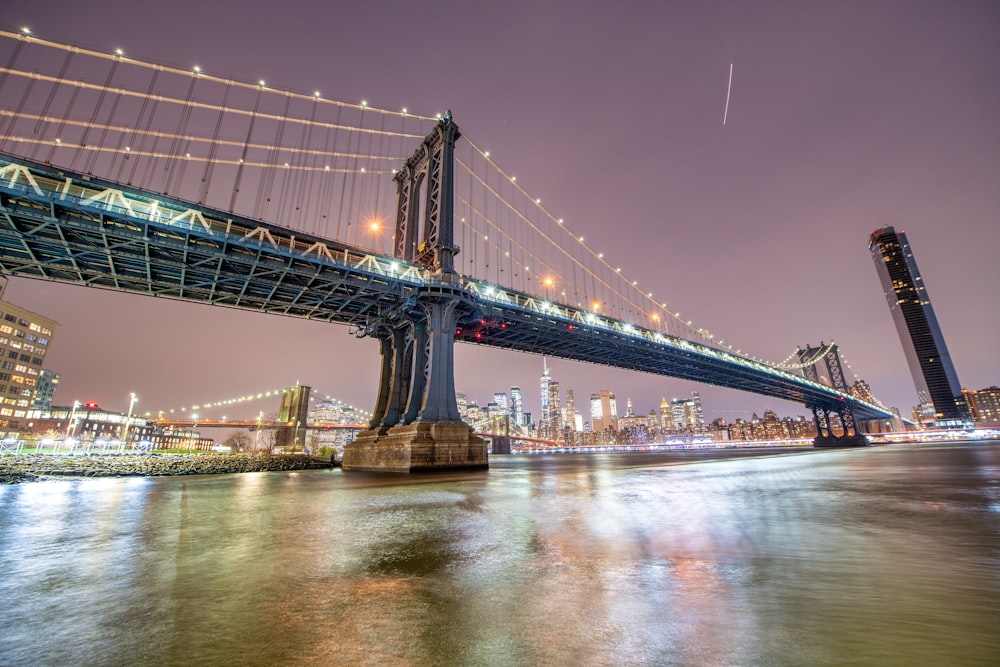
[31,369,60,409]
[869,226,969,425]
[309,399,367,452]
[0,289,58,434]
[963,387,1000,426]
[617,407,648,438]
[23,404,215,450]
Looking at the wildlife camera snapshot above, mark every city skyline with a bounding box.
[2,1,998,421]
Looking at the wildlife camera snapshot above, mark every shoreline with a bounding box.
[0,452,338,484]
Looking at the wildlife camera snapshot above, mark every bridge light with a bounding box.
[115,48,124,56]
[21,27,31,35]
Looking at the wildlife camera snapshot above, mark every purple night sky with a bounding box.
[3,1,999,422]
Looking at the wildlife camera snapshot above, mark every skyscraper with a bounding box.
[590,390,618,432]
[869,226,968,424]
[510,386,524,426]
[564,389,577,434]
[540,358,551,435]
[539,357,562,439]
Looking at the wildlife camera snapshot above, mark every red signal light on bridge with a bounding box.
[85,402,99,409]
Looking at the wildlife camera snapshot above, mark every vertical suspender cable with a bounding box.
[197,80,232,205]
[0,35,28,152]
[163,74,199,195]
[71,53,120,173]
[229,83,262,213]
[273,93,294,226]
[27,51,73,161]
[254,88,284,219]
[119,66,160,184]
[291,95,319,233]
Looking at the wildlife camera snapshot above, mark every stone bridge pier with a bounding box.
[342,113,486,472]
[342,282,487,472]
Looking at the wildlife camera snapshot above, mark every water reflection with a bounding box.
[1,443,998,665]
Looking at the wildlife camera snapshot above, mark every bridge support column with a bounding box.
[811,404,870,448]
[343,286,487,472]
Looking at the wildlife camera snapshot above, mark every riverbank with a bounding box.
[0,452,338,484]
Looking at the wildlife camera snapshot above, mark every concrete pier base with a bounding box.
[813,433,870,448]
[342,422,488,472]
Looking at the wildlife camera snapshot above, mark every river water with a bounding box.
[1,442,999,666]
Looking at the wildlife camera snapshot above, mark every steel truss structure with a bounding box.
[0,149,895,428]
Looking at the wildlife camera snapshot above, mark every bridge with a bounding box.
[0,29,895,470]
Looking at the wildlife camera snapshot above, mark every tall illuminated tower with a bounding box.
[510,386,524,426]
[869,226,968,424]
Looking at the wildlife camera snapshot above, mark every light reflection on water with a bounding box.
[1,443,999,666]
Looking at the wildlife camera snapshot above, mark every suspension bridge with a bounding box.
[0,29,895,470]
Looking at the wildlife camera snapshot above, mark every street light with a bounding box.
[254,411,263,451]
[121,392,137,451]
[65,400,81,441]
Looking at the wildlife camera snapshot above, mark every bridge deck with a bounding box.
[0,153,895,422]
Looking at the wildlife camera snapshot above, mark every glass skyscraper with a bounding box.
[869,226,968,424]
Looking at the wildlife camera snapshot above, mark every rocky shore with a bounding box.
[0,453,338,484]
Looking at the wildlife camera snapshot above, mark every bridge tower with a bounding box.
[797,343,869,447]
[275,385,311,450]
[342,114,487,472]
